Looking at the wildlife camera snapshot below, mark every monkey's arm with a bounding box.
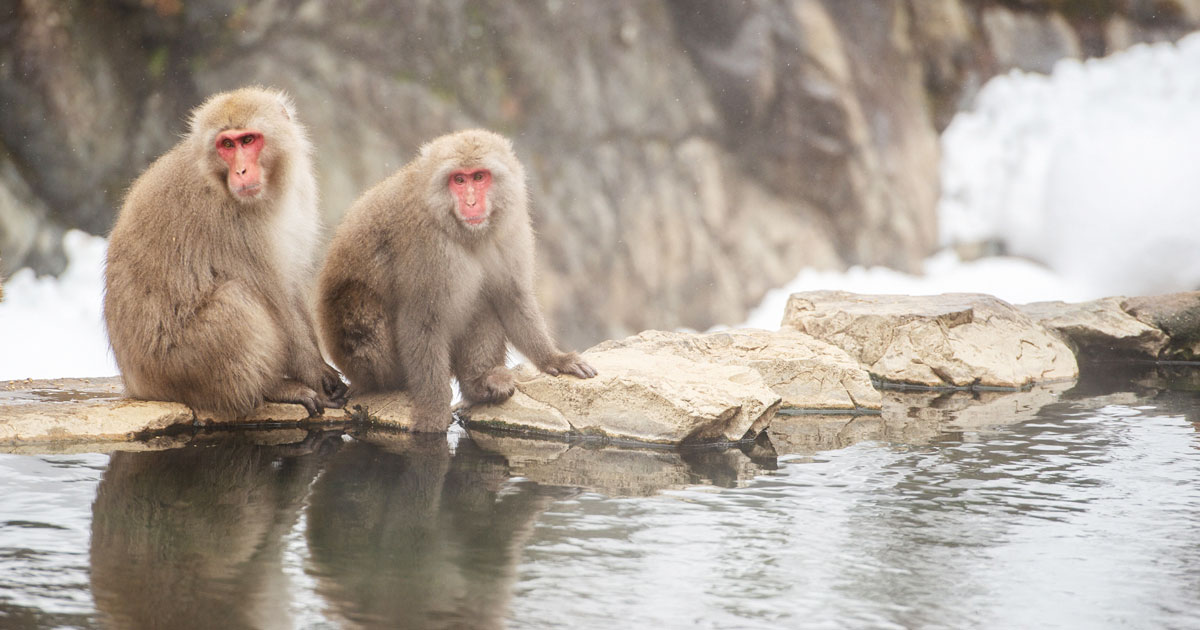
[492,288,596,379]
[281,293,348,408]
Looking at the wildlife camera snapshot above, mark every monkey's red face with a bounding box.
[448,169,492,225]
[215,128,265,199]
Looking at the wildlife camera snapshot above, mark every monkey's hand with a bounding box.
[539,352,597,379]
[320,363,349,408]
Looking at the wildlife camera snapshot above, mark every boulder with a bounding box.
[592,328,881,412]
[781,291,1078,389]
[458,348,781,445]
[1020,296,1169,360]
[1122,292,1200,359]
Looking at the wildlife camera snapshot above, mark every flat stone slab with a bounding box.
[1020,296,1168,360]
[782,291,1078,389]
[0,377,354,445]
[591,328,882,412]
[459,347,781,445]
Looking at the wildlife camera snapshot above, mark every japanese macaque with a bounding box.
[104,86,347,417]
[317,129,596,432]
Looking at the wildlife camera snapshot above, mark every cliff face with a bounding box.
[2,0,1197,348]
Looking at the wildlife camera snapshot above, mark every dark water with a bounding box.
[3,368,1200,629]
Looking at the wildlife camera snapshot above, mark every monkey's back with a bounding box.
[316,167,434,391]
[105,144,285,414]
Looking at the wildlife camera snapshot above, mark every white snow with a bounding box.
[0,231,116,380]
[938,32,1200,298]
[4,33,1200,378]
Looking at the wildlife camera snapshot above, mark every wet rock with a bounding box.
[0,377,193,443]
[781,291,1078,389]
[1020,297,1169,360]
[458,348,781,445]
[341,391,417,430]
[0,377,350,444]
[591,328,881,412]
[1122,291,1200,359]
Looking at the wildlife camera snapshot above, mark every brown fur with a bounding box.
[104,87,347,417]
[317,129,595,432]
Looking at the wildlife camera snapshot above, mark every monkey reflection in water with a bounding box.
[306,435,573,629]
[88,434,568,630]
[89,433,340,630]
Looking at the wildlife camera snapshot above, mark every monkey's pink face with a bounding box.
[215,128,265,199]
[448,169,492,225]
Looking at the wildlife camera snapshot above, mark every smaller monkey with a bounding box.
[318,129,595,432]
[104,87,347,417]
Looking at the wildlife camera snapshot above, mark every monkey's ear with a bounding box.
[273,90,296,121]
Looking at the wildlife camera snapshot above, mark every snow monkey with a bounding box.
[317,129,596,432]
[104,86,348,417]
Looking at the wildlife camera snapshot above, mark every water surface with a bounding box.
[2,367,1199,629]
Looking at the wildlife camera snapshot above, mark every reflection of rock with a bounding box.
[592,328,881,412]
[769,382,1073,455]
[306,436,566,630]
[1020,297,1168,361]
[467,428,770,497]
[782,291,1078,389]
[90,433,339,630]
[459,347,780,445]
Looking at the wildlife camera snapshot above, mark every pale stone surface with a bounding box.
[459,348,781,445]
[782,291,1078,389]
[0,377,193,444]
[592,328,881,412]
[0,377,349,444]
[1020,297,1169,360]
[344,391,416,430]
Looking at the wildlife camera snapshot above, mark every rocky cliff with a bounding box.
[2,0,1198,348]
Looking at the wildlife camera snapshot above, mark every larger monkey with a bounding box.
[318,129,595,432]
[105,87,347,416]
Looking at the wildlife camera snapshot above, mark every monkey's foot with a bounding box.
[540,352,598,379]
[410,409,454,433]
[461,367,516,404]
[266,379,330,417]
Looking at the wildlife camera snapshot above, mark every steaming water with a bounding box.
[4,32,1200,630]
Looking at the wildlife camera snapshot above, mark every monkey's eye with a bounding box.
[221,138,235,149]
[454,174,466,185]
[241,135,255,145]
[473,172,485,181]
